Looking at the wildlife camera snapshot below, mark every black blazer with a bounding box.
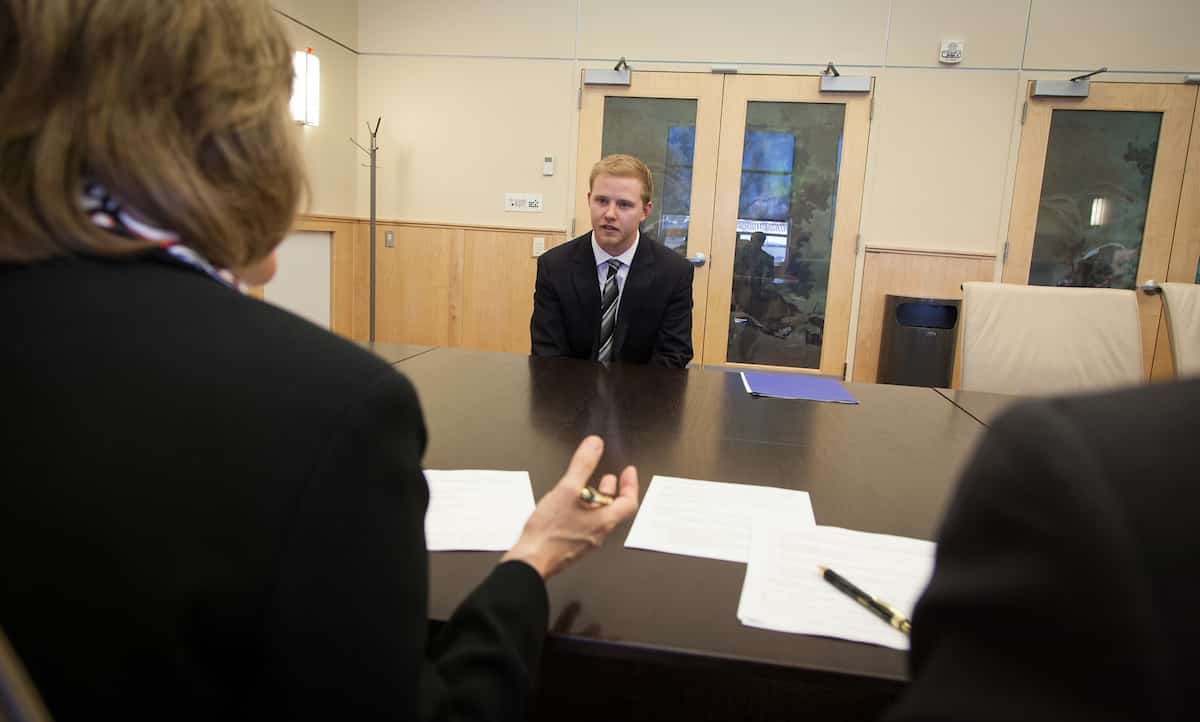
[0,252,548,721]
[530,232,694,368]
[888,378,1200,722]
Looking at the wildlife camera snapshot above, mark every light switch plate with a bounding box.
[531,236,546,257]
[505,193,544,212]
[384,230,394,248]
[542,156,554,176]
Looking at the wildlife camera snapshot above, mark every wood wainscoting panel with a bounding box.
[319,215,568,351]
[853,248,996,386]
[370,223,462,346]
[460,229,568,354]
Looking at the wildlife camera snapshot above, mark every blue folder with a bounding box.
[740,371,859,404]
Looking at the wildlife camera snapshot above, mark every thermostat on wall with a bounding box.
[939,40,964,65]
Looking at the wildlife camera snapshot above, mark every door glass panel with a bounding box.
[1029,110,1162,289]
[726,101,845,368]
[601,97,697,255]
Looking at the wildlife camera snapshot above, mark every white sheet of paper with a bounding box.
[738,524,936,650]
[623,476,815,563]
[422,470,535,551]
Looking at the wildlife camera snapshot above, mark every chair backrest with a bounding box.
[0,627,53,722]
[1161,282,1200,377]
[961,282,1143,395]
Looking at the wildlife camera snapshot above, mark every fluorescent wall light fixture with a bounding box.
[291,48,320,126]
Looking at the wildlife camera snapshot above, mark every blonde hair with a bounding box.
[589,154,653,205]
[0,0,305,268]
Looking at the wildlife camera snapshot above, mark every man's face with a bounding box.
[588,174,651,255]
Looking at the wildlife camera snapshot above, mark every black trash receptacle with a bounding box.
[877,295,960,387]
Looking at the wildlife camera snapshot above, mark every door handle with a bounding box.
[686,252,707,267]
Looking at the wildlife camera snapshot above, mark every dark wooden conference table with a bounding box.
[374,345,993,722]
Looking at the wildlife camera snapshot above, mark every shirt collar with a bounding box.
[591,229,640,269]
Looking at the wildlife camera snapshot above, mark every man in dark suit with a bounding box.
[887,377,1200,722]
[531,154,694,368]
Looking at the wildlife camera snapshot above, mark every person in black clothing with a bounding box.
[0,1,637,719]
[531,155,694,368]
[888,378,1200,722]
[732,230,776,319]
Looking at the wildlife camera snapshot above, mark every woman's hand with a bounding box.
[501,435,638,580]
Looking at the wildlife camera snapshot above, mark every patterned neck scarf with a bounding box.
[80,181,237,289]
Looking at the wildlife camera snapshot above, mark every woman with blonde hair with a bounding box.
[0,1,637,719]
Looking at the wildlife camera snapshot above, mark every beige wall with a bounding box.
[274,4,360,217]
[358,0,572,57]
[282,1,1200,370]
[886,0,1029,69]
[345,0,1198,249]
[356,56,576,228]
[860,69,1022,254]
[578,0,890,66]
[273,0,358,51]
[1026,0,1200,72]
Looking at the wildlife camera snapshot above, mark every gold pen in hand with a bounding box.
[578,486,614,505]
[818,565,912,636]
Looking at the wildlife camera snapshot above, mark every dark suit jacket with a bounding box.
[530,232,694,368]
[0,252,548,721]
[887,378,1200,722]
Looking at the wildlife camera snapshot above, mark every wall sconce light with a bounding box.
[291,48,320,127]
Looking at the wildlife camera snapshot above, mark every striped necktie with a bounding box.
[597,259,621,362]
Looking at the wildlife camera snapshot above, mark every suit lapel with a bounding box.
[570,234,602,358]
[615,238,656,357]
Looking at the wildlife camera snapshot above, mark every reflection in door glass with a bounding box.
[601,97,697,255]
[727,101,844,369]
[1030,110,1161,289]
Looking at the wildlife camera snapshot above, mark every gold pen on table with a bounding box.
[817,565,912,636]
[578,486,614,505]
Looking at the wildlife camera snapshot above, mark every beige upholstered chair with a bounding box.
[1160,282,1200,377]
[960,282,1143,396]
[0,627,53,722]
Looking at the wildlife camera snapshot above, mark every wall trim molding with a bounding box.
[296,212,565,236]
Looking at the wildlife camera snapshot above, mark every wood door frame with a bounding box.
[1002,82,1198,378]
[247,214,360,340]
[576,71,724,364]
[294,214,361,339]
[1151,91,1200,379]
[702,75,873,377]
